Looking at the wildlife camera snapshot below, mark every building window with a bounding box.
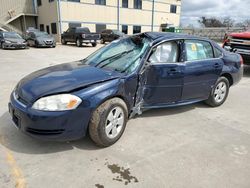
[122,0,128,8]
[46,25,50,34]
[51,23,57,34]
[122,25,128,34]
[134,0,142,9]
[170,5,177,13]
[96,24,106,33]
[37,0,42,6]
[68,22,81,28]
[133,26,141,34]
[95,0,106,5]
[67,0,80,2]
[49,0,54,2]
[40,24,44,31]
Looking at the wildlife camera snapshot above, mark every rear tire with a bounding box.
[205,77,229,107]
[89,98,128,147]
[100,39,105,44]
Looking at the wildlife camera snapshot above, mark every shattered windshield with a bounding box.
[83,35,151,74]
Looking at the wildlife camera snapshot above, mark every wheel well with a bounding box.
[97,95,130,116]
[221,73,233,86]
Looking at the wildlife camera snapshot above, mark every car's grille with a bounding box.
[230,37,250,46]
[44,40,53,45]
[26,128,65,135]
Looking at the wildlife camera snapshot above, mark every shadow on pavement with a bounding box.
[0,102,207,155]
[138,103,207,118]
[244,65,250,77]
[0,112,101,155]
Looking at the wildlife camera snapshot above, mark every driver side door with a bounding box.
[141,40,185,108]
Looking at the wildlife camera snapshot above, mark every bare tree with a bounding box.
[198,16,225,27]
[223,17,235,27]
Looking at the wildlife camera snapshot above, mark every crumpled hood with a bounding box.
[5,38,26,43]
[16,61,122,103]
[229,32,250,39]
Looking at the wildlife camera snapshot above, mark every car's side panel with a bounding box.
[142,63,185,106]
[182,58,223,100]
[75,76,138,116]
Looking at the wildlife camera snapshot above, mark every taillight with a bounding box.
[240,55,244,65]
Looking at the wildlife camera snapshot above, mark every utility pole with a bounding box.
[117,0,120,30]
[151,0,155,31]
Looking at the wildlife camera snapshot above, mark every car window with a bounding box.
[76,28,90,33]
[185,40,214,61]
[68,28,75,33]
[149,41,179,63]
[30,33,36,38]
[214,47,223,58]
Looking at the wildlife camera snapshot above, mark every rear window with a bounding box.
[76,28,90,33]
[214,47,223,58]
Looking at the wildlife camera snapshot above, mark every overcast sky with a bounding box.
[180,0,249,27]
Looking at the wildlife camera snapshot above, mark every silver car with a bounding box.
[0,31,28,49]
[26,31,56,48]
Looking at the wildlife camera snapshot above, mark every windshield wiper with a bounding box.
[95,49,134,68]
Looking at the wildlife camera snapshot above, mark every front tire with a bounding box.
[76,38,82,47]
[61,38,67,45]
[89,98,128,147]
[1,42,5,49]
[91,42,97,47]
[205,77,229,107]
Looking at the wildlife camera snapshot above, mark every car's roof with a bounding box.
[144,32,210,42]
[0,31,17,34]
[75,27,89,29]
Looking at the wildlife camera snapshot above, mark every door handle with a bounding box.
[168,68,180,74]
[213,63,221,69]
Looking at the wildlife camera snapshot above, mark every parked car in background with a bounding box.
[100,29,125,44]
[61,27,100,47]
[223,31,250,65]
[26,31,56,48]
[9,32,243,147]
[0,31,27,49]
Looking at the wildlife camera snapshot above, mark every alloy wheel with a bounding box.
[214,81,227,103]
[105,106,124,139]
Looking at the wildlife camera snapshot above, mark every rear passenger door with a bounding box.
[182,40,224,101]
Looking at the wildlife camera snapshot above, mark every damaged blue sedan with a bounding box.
[9,32,243,147]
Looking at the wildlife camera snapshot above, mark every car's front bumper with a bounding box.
[8,92,91,141]
[37,43,56,47]
[3,43,27,49]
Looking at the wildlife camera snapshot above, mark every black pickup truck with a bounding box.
[61,27,100,47]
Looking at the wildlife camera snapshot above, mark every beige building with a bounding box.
[38,0,181,41]
[0,0,37,33]
[0,0,182,41]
